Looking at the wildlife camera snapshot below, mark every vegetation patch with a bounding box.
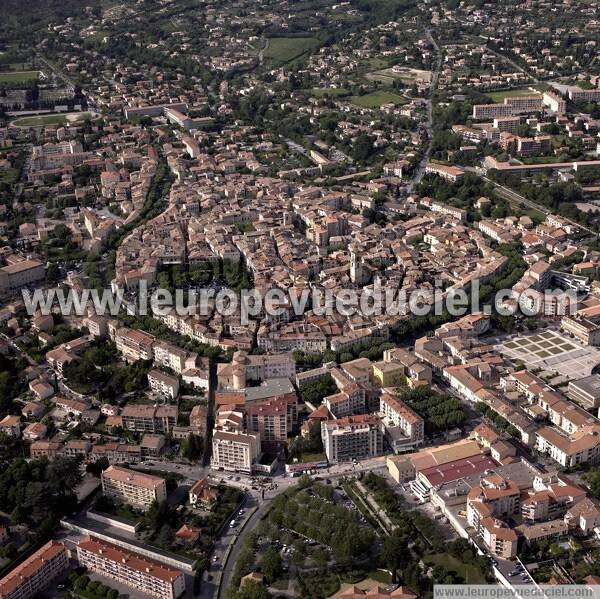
[349,91,408,108]
[263,37,320,67]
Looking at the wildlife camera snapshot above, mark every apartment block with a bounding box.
[211,429,260,474]
[542,91,566,115]
[148,369,180,400]
[467,475,520,558]
[473,103,515,120]
[114,327,156,362]
[101,465,167,510]
[379,393,425,451]
[473,95,543,119]
[324,387,366,418]
[76,536,185,599]
[0,541,68,599]
[480,517,518,559]
[568,87,600,103]
[321,415,383,463]
[521,480,586,523]
[121,405,177,434]
[245,396,296,442]
[493,116,521,133]
[152,341,196,374]
[509,135,552,156]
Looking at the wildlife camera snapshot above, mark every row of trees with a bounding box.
[475,402,520,438]
[267,482,376,564]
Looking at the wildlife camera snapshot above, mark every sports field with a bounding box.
[0,70,40,84]
[485,88,541,102]
[11,112,91,128]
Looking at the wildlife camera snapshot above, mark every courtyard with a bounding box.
[497,328,600,380]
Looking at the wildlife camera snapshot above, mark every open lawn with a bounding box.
[311,87,350,98]
[0,70,39,83]
[11,112,90,127]
[426,554,488,583]
[349,91,408,108]
[264,37,320,67]
[485,87,541,101]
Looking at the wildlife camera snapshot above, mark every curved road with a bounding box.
[215,457,388,597]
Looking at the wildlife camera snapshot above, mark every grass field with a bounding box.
[486,87,541,101]
[0,70,40,84]
[11,112,90,127]
[426,554,488,583]
[264,37,320,67]
[311,87,350,98]
[349,90,408,108]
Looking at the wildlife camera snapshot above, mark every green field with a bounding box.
[426,554,488,584]
[311,87,350,98]
[0,70,40,83]
[11,112,91,127]
[349,91,408,108]
[264,37,320,66]
[486,88,541,101]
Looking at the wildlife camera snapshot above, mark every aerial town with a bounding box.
[0,0,600,598]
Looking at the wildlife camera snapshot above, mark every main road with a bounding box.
[405,29,442,193]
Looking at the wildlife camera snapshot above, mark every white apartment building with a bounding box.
[211,429,260,474]
[148,369,180,400]
[542,91,566,115]
[152,341,196,374]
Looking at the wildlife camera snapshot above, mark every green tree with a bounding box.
[261,547,282,583]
